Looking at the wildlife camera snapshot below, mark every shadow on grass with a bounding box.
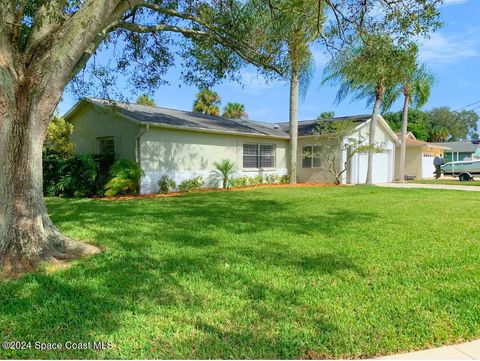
[0,190,376,358]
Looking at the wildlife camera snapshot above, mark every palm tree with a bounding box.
[214,160,236,189]
[287,42,315,184]
[236,0,324,184]
[273,1,325,184]
[223,103,248,119]
[323,35,412,184]
[317,111,335,120]
[384,58,435,182]
[193,89,221,116]
[136,94,156,106]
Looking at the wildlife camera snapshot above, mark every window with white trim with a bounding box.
[243,143,276,168]
[302,145,323,168]
[98,137,115,155]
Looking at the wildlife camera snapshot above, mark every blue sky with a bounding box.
[60,0,479,123]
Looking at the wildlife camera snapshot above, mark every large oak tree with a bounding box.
[0,0,282,273]
[0,0,442,273]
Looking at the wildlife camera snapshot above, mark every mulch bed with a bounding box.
[100,183,342,201]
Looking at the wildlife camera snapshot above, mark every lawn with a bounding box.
[410,179,480,186]
[1,186,480,359]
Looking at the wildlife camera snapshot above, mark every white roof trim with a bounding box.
[359,116,401,145]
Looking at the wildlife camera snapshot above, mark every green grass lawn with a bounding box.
[411,179,480,186]
[2,186,480,359]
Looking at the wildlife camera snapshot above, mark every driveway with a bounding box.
[377,183,480,192]
[377,339,480,359]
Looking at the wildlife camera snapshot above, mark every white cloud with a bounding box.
[419,31,479,65]
[442,0,468,6]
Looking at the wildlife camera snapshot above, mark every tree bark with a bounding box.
[0,87,99,274]
[289,67,299,184]
[0,0,284,273]
[398,94,410,183]
[366,92,383,184]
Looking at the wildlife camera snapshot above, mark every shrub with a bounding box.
[44,154,98,197]
[214,159,236,189]
[178,176,204,192]
[230,176,250,187]
[158,175,177,194]
[264,174,280,184]
[279,175,290,184]
[253,175,264,185]
[105,160,144,197]
[230,174,286,188]
[43,153,114,198]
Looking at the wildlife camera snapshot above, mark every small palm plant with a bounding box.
[214,160,236,189]
[105,159,144,196]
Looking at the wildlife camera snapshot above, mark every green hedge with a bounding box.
[43,154,114,198]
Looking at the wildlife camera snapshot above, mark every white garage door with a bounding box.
[372,152,390,183]
[353,151,391,184]
[422,155,435,178]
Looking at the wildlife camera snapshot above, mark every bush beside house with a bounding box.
[105,160,144,197]
[43,153,114,198]
[44,154,290,198]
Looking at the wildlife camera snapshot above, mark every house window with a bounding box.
[98,137,115,155]
[302,145,322,168]
[243,143,276,168]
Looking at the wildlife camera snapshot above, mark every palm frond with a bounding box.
[299,53,315,100]
[411,64,435,108]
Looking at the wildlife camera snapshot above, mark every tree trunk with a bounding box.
[398,94,410,183]
[289,68,299,184]
[366,94,383,184]
[0,89,99,274]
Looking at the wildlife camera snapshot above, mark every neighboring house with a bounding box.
[66,98,399,194]
[431,140,479,162]
[395,132,449,180]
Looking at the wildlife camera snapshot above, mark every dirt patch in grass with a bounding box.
[100,183,342,201]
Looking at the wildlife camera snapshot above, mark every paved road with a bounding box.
[377,183,480,192]
[377,339,480,360]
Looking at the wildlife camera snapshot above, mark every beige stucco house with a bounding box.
[394,132,449,180]
[66,98,399,194]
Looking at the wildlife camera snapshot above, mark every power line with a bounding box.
[453,99,480,112]
[467,104,480,112]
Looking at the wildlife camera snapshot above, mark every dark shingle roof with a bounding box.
[277,115,370,136]
[430,141,478,153]
[86,98,370,138]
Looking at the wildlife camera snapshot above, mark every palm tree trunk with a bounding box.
[399,94,410,183]
[366,95,382,184]
[289,67,299,184]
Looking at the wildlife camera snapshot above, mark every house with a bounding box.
[430,140,479,162]
[66,98,399,194]
[395,132,449,180]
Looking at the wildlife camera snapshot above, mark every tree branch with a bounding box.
[138,2,205,24]
[114,21,207,37]
[136,1,283,75]
[0,1,17,80]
